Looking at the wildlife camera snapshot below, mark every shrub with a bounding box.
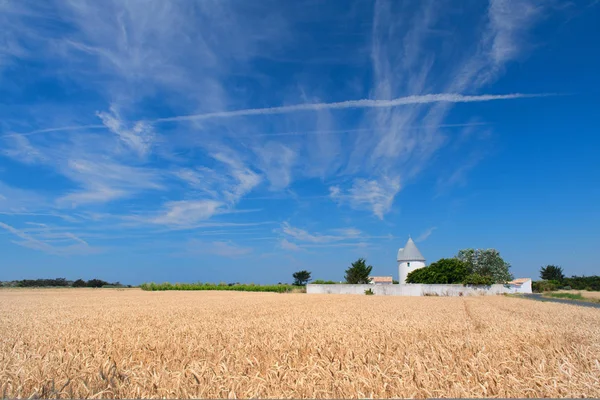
[139,282,297,293]
[462,273,494,286]
[364,288,374,295]
[312,279,338,284]
[532,280,561,293]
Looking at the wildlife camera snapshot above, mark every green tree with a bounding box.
[292,270,312,286]
[86,279,108,288]
[72,279,87,287]
[540,265,565,282]
[456,249,513,284]
[406,258,469,284]
[345,258,373,284]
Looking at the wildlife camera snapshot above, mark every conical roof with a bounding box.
[397,237,425,262]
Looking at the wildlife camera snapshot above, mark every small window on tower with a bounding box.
[407,262,411,267]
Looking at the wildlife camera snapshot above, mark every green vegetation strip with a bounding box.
[544,292,600,303]
[139,282,298,293]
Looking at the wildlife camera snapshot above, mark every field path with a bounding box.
[523,293,600,309]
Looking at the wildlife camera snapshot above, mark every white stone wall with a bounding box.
[398,261,426,284]
[307,282,532,296]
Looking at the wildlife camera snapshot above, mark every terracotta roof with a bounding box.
[508,278,531,286]
[369,276,393,283]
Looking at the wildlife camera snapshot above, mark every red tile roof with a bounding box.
[369,276,393,283]
[508,278,531,286]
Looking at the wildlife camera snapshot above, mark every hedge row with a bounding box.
[139,282,298,293]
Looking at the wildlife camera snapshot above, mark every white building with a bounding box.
[507,278,532,293]
[398,237,426,284]
[307,238,534,295]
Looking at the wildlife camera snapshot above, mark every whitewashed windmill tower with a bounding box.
[397,237,426,284]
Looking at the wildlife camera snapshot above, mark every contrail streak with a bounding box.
[3,92,552,137]
[2,125,106,138]
[153,93,552,123]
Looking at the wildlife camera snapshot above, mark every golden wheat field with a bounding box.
[1,289,599,399]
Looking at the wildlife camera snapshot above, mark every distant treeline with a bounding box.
[140,282,300,293]
[533,275,600,292]
[0,278,132,288]
[561,276,600,291]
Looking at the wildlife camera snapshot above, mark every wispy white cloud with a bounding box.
[56,158,164,207]
[8,121,489,139]
[1,134,45,164]
[280,238,302,252]
[150,200,224,227]
[330,177,401,219]
[483,0,548,83]
[97,106,154,157]
[185,239,253,258]
[280,223,369,250]
[0,181,48,213]
[302,242,370,249]
[252,142,296,190]
[0,0,563,261]
[281,222,344,243]
[0,221,94,255]
[330,228,361,237]
[1,127,165,208]
[58,187,127,207]
[148,220,276,233]
[416,227,437,242]
[211,152,262,203]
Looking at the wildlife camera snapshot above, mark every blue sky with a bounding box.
[1,0,599,285]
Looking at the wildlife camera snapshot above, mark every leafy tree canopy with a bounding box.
[345,258,373,284]
[462,273,494,286]
[292,270,312,286]
[560,275,600,291]
[540,265,564,282]
[86,279,108,288]
[456,248,513,284]
[72,279,87,287]
[406,258,469,284]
